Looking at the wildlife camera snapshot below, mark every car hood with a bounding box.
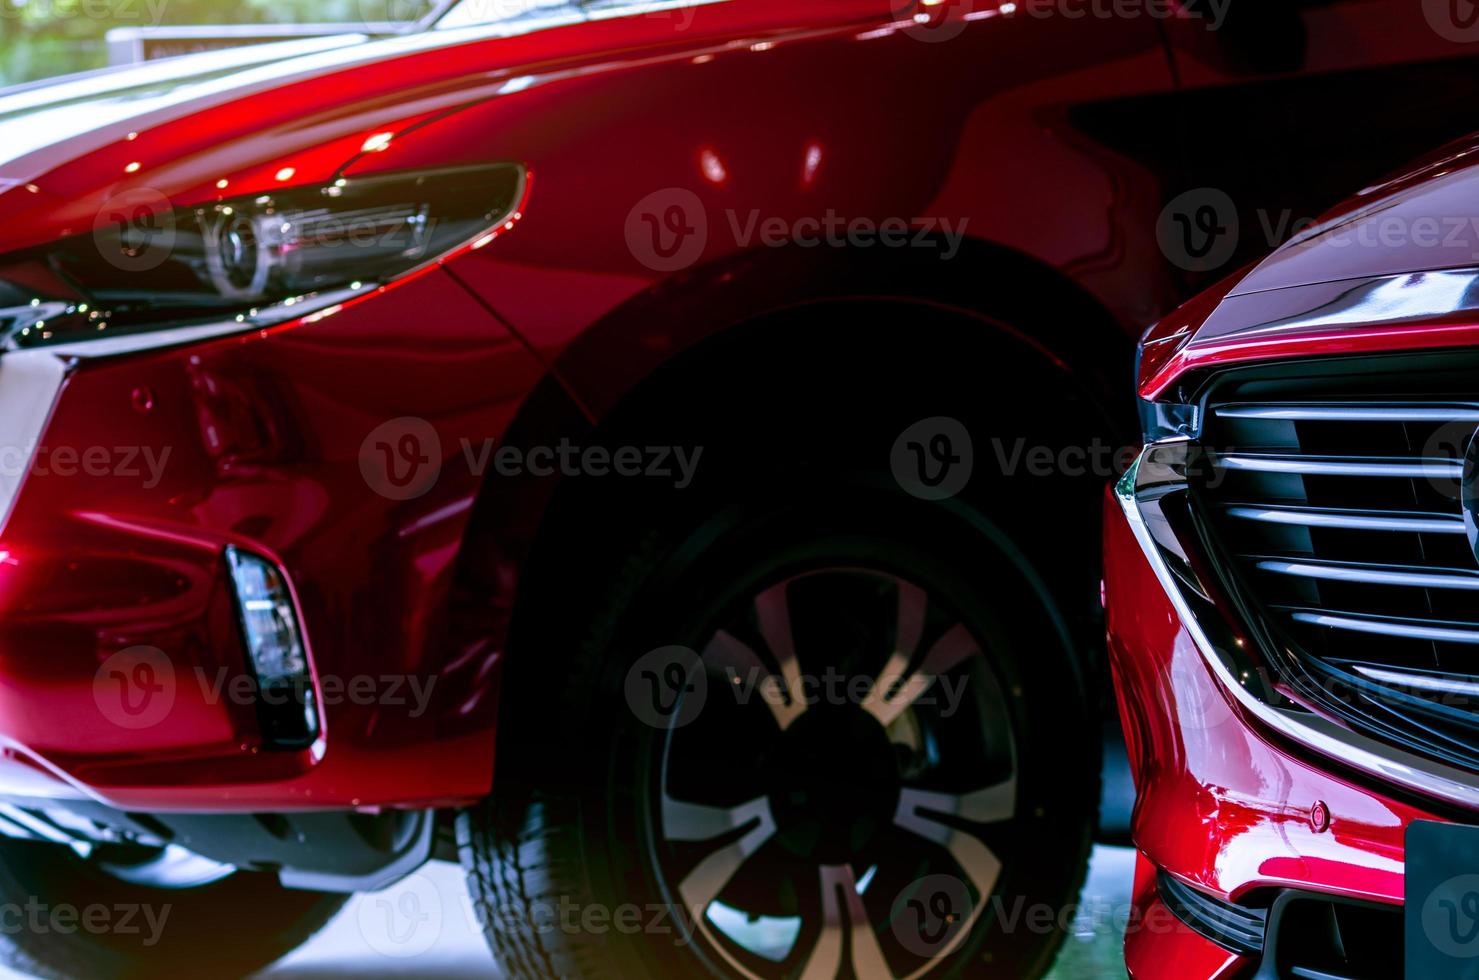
[0,0,882,255]
[1140,132,1479,398]
[0,34,378,178]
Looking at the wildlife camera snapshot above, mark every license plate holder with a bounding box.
[1407,820,1479,979]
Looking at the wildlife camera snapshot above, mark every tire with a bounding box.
[0,838,347,979]
[460,485,1099,979]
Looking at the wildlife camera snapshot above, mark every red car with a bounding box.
[1108,135,1479,979]
[0,0,1475,976]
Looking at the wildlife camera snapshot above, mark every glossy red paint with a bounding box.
[0,0,1472,815]
[1105,493,1430,903]
[1140,132,1479,399]
[1122,854,1246,980]
[1103,490,1433,975]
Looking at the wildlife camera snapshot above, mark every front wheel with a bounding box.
[460,492,1098,979]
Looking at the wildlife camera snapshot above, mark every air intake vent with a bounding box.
[1157,871,1266,956]
[1193,353,1479,772]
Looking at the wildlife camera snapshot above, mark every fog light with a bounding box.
[224,546,319,748]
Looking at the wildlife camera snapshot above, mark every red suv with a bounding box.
[1108,134,1479,979]
[0,0,1476,976]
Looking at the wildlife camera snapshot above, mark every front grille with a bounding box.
[1193,353,1479,772]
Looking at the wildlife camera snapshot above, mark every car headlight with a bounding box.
[0,163,525,348]
[1135,316,1198,443]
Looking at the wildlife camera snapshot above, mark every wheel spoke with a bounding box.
[665,794,777,916]
[863,622,978,726]
[799,865,896,980]
[703,630,805,730]
[892,780,1014,898]
[754,581,805,703]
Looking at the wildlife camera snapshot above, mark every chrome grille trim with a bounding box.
[1212,454,1464,479]
[1255,559,1479,591]
[1215,403,1479,422]
[1195,359,1479,782]
[1351,665,1479,699]
[1288,611,1479,645]
[1115,443,1479,809]
[1226,506,1465,534]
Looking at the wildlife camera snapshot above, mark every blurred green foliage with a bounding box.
[0,0,435,86]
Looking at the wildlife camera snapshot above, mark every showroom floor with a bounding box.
[250,846,1135,979]
[0,846,1131,978]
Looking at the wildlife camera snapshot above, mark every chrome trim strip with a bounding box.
[1214,455,1462,479]
[1290,611,1479,645]
[36,288,372,359]
[1258,560,1479,591]
[1227,506,1464,534]
[1215,404,1479,422]
[1116,442,1479,809]
[1351,664,1479,698]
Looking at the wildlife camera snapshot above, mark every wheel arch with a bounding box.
[447,236,1139,781]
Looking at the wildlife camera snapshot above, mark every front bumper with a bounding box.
[0,267,545,812]
[1103,449,1459,977]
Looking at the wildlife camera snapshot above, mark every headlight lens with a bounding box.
[0,163,525,348]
